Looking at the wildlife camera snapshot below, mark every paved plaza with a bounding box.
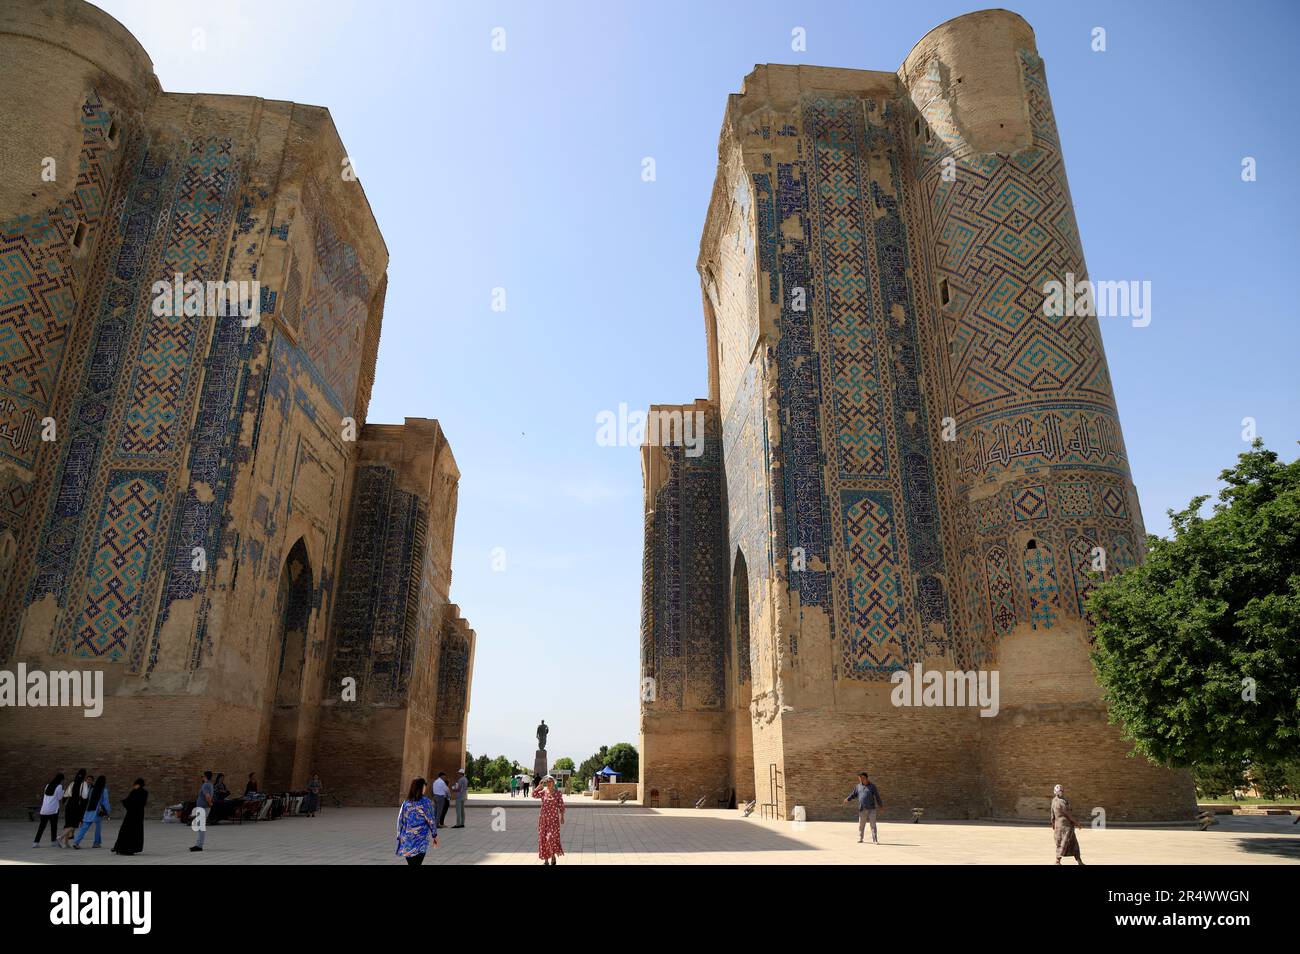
[2,795,1296,865]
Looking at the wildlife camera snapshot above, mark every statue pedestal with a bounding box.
[534,749,548,776]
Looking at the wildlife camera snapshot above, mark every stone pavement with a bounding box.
[2,798,1296,865]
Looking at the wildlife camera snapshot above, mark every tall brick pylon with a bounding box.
[640,9,1195,821]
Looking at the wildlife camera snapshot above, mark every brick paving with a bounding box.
[2,795,1296,865]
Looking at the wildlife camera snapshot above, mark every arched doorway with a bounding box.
[265,539,312,791]
[730,549,755,801]
[732,550,750,685]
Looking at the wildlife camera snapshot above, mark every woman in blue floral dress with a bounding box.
[395,777,438,865]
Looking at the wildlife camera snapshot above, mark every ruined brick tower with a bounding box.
[640,10,1195,820]
[0,0,474,807]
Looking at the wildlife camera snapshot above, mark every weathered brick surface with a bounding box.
[641,10,1196,822]
[0,0,474,814]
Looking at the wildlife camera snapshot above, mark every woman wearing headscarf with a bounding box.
[112,778,148,856]
[32,772,64,848]
[72,775,109,849]
[395,777,438,865]
[58,769,88,848]
[1050,783,1084,865]
[533,774,566,865]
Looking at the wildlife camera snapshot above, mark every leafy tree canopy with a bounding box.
[1089,442,1300,768]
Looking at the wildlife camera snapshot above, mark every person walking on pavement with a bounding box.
[844,771,885,845]
[1051,783,1085,865]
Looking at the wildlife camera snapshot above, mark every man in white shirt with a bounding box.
[451,768,468,829]
[431,772,451,828]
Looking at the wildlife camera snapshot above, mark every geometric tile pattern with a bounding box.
[902,44,1150,653]
[1099,485,1128,519]
[21,144,171,628]
[1012,485,1048,521]
[1110,532,1136,575]
[809,103,887,479]
[149,183,266,673]
[797,96,953,675]
[962,551,989,663]
[918,53,1118,435]
[760,161,831,614]
[296,182,370,418]
[0,93,121,657]
[1057,481,1092,516]
[984,545,1017,637]
[643,412,727,710]
[72,471,165,659]
[842,493,907,672]
[1,129,252,671]
[972,493,1009,532]
[1021,540,1060,631]
[0,93,113,473]
[436,627,470,721]
[119,139,236,455]
[1068,534,1100,619]
[329,464,425,702]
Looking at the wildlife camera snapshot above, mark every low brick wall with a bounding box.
[593,782,638,801]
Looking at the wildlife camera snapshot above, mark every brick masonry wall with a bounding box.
[313,702,409,806]
[0,697,264,813]
[593,782,638,801]
[640,708,729,806]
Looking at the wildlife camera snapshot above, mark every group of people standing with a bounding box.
[396,770,566,865]
[32,771,148,855]
[429,769,468,830]
[31,767,325,858]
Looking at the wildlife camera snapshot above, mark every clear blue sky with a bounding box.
[100,0,1299,769]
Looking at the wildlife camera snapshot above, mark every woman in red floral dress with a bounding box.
[533,774,565,864]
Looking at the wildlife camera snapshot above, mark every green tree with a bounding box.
[1088,442,1300,770]
[604,742,639,782]
[576,746,609,785]
[1250,759,1300,799]
[1192,759,1247,799]
[553,757,575,772]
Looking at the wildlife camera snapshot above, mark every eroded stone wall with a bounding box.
[0,0,475,811]
[642,9,1195,821]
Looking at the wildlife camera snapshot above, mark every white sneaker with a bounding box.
[32,842,40,848]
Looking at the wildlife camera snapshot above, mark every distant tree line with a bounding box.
[462,742,639,793]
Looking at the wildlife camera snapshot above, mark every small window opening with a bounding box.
[939,278,950,306]
[1026,539,1037,550]
[107,118,120,145]
[71,220,89,252]
[914,118,921,138]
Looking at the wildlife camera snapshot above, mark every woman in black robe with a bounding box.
[111,778,148,856]
[58,769,88,848]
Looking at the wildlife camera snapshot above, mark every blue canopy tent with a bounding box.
[598,766,620,779]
